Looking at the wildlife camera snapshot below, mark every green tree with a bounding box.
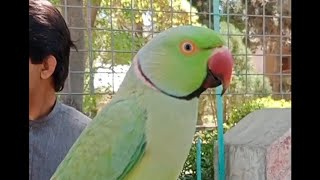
[83,0,203,117]
[191,0,291,53]
[191,0,291,97]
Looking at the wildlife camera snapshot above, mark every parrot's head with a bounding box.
[135,25,234,100]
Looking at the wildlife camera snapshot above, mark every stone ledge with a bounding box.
[214,108,291,180]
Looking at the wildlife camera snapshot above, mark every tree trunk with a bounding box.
[60,0,86,112]
[90,0,102,27]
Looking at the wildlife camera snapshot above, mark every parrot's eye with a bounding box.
[180,40,198,55]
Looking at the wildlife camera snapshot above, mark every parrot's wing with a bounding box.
[51,99,147,180]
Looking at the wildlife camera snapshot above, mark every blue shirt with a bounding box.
[29,100,91,180]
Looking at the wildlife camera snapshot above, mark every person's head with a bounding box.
[29,0,76,96]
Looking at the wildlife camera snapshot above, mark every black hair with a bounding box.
[29,0,77,92]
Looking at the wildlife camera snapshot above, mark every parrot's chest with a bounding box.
[126,93,199,180]
[146,97,198,152]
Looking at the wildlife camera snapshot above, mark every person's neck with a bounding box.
[29,87,57,121]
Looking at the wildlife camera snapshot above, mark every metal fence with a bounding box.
[51,0,291,123]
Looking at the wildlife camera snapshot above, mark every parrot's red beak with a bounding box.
[202,46,234,96]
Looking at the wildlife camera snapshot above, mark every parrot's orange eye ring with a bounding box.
[180,40,198,56]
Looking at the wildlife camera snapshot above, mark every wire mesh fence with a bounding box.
[51,0,291,126]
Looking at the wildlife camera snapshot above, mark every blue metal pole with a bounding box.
[212,0,226,180]
[196,138,202,180]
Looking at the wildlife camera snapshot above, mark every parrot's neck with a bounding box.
[112,63,146,100]
[114,55,201,103]
[113,56,165,100]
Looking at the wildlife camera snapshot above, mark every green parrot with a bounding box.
[51,25,234,180]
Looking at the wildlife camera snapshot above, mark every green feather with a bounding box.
[117,134,147,180]
[51,98,147,180]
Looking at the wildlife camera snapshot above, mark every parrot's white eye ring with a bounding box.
[180,40,198,55]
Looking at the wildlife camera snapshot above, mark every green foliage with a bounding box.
[92,0,201,66]
[180,97,291,179]
[49,0,60,5]
[220,0,291,51]
[83,94,101,118]
[179,130,217,180]
[83,67,113,118]
[226,96,291,129]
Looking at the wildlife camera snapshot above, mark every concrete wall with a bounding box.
[214,108,291,180]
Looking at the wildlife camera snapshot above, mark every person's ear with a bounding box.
[40,55,57,80]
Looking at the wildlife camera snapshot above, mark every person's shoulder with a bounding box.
[57,101,91,125]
